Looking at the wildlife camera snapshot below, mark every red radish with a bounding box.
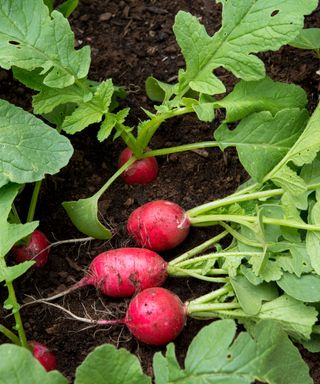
[127,200,190,251]
[124,287,186,345]
[118,147,158,185]
[42,248,168,301]
[13,230,50,267]
[29,341,57,371]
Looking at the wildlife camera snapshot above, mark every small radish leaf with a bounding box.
[154,319,313,384]
[277,273,320,302]
[62,195,112,240]
[215,77,308,122]
[75,344,151,384]
[0,344,67,384]
[62,79,114,134]
[290,28,320,50]
[0,99,73,187]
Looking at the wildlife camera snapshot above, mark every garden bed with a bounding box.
[0,0,320,381]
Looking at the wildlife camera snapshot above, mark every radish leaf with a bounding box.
[74,344,151,384]
[290,28,320,50]
[154,319,313,384]
[0,100,73,187]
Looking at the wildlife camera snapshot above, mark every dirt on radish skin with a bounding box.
[118,147,158,184]
[30,341,57,372]
[127,200,190,251]
[43,248,168,300]
[13,230,50,268]
[123,287,187,345]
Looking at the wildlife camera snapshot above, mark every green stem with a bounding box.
[169,230,228,266]
[190,214,320,232]
[187,188,283,217]
[11,204,22,224]
[0,324,20,345]
[142,141,220,158]
[26,180,42,223]
[219,222,266,248]
[187,301,241,315]
[190,285,233,305]
[6,281,28,348]
[167,265,228,277]
[175,251,263,268]
[169,266,228,283]
[93,157,136,200]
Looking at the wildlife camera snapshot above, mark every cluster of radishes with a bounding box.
[13,149,194,368]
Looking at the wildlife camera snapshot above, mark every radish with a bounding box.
[127,200,190,251]
[124,287,187,345]
[13,230,50,268]
[29,341,57,372]
[41,248,168,300]
[118,147,158,185]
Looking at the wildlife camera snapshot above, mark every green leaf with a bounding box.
[154,319,313,384]
[62,195,112,240]
[290,28,320,50]
[0,0,90,88]
[245,295,317,341]
[43,0,54,13]
[145,76,177,102]
[215,77,307,122]
[266,103,320,181]
[0,99,73,187]
[62,79,114,134]
[0,344,67,384]
[97,108,130,143]
[277,273,320,302]
[0,183,38,258]
[75,344,151,384]
[58,0,79,18]
[214,109,308,182]
[43,103,77,127]
[306,201,320,274]
[231,275,278,315]
[173,1,317,95]
[192,94,215,122]
[0,261,35,283]
[12,67,46,91]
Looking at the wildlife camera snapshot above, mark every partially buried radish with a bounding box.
[127,200,190,251]
[118,147,158,184]
[93,287,186,345]
[13,230,50,268]
[41,248,168,301]
[30,341,57,371]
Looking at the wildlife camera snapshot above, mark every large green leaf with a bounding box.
[215,78,307,122]
[0,0,90,88]
[75,344,151,384]
[153,320,312,384]
[277,273,320,302]
[214,109,309,182]
[0,99,73,187]
[0,344,67,384]
[173,0,317,95]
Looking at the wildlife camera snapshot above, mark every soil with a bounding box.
[0,0,320,382]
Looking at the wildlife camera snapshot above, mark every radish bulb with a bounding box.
[118,147,158,185]
[127,200,190,251]
[30,341,57,372]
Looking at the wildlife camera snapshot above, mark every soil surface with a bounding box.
[0,0,320,382]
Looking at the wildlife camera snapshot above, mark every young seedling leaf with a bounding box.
[290,28,320,50]
[154,319,313,384]
[0,184,38,258]
[0,344,67,384]
[74,344,151,384]
[0,0,90,88]
[62,79,114,134]
[173,0,317,95]
[62,195,112,240]
[214,109,309,182]
[0,99,73,186]
[215,77,308,122]
[277,273,320,303]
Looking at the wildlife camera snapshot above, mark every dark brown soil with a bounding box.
[0,0,319,382]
